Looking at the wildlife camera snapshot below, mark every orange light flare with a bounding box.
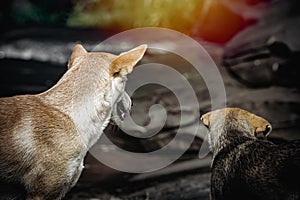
[192,0,270,44]
[68,0,271,44]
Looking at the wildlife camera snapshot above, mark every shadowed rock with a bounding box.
[223,0,300,88]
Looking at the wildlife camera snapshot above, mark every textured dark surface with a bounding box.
[223,0,300,88]
[66,168,211,200]
[211,132,300,200]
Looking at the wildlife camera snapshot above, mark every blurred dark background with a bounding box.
[0,0,299,199]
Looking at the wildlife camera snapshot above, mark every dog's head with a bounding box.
[67,44,147,125]
[200,108,272,150]
[108,45,148,124]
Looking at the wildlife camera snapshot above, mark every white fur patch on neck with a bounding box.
[69,85,112,150]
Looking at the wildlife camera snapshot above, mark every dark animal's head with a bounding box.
[201,108,272,151]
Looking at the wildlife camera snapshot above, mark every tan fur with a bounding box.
[201,107,272,158]
[201,108,272,138]
[0,44,147,199]
[201,108,299,200]
[67,44,87,69]
[110,44,147,76]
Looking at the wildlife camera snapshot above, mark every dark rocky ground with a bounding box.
[65,158,211,200]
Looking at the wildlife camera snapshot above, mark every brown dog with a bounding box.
[201,108,300,200]
[0,44,147,199]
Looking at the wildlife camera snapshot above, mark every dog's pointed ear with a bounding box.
[68,44,87,69]
[110,44,147,77]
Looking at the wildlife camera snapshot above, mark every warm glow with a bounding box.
[68,0,269,44]
[194,0,257,43]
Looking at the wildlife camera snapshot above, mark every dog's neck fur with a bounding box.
[209,117,255,160]
[39,56,114,149]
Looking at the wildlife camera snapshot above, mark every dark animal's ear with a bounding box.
[68,44,87,69]
[201,113,211,129]
[110,44,147,77]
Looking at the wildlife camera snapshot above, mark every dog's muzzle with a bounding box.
[116,100,128,121]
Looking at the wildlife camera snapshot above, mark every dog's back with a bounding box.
[211,131,300,200]
[0,95,83,198]
[0,96,35,181]
[202,108,300,200]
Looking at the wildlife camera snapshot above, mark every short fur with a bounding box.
[0,44,147,199]
[201,108,300,200]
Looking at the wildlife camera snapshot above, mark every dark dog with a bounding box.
[201,108,300,200]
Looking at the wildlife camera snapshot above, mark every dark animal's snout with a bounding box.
[263,125,272,136]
